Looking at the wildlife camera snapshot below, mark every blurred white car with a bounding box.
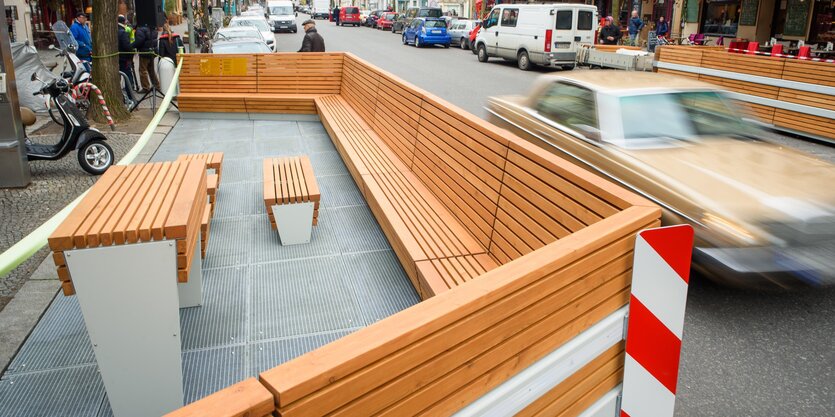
[229,16,275,51]
[211,40,273,54]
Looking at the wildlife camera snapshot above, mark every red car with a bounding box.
[376,12,396,30]
[339,6,361,26]
[469,22,481,53]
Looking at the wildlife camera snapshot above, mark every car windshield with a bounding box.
[215,30,261,41]
[212,42,271,54]
[418,9,442,17]
[231,19,271,31]
[269,6,293,14]
[383,13,396,19]
[346,7,359,13]
[618,91,756,142]
[424,20,446,28]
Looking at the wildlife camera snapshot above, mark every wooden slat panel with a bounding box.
[773,108,835,137]
[259,206,660,416]
[179,54,258,94]
[700,50,785,78]
[256,53,343,95]
[781,59,835,87]
[162,378,274,417]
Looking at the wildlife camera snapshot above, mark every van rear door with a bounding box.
[552,8,575,53]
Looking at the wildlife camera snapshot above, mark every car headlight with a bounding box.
[702,213,757,245]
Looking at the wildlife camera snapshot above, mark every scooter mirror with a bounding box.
[31,72,40,82]
[48,44,56,50]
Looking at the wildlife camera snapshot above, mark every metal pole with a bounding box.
[187,0,196,52]
[0,0,31,188]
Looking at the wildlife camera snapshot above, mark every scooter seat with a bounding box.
[45,62,59,71]
[19,107,37,127]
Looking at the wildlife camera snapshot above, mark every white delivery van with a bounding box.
[311,0,331,20]
[267,0,298,33]
[475,4,597,71]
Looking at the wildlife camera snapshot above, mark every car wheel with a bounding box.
[460,38,467,49]
[402,34,408,45]
[477,44,488,62]
[518,50,531,71]
[415,37,421,48]
[471,42,478,54]
[561,64,576,71]
[444,43,450,49]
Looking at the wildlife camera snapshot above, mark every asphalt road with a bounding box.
[274,17,835,416]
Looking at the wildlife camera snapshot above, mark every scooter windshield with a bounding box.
[52,21,79,51]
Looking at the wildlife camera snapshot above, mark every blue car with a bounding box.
[402,18,451,48]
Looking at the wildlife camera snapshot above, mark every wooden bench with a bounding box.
[177,152,224,257]
[47,160,208,416]
[263,156,320,245]
[163,378,274,417]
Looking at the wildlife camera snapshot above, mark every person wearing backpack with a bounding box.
[131,23,160,93]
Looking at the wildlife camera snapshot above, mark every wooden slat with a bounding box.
[162,378,274,417]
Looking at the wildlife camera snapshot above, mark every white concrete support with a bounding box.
[65,240,185,417]
[178,239,203,308]
[272,202,315,245]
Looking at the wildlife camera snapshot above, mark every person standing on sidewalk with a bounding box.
[599,16,621,45]
[70,13,92,70]
[627,10,644,46]
[656,15,669,39]
[117,15,135,90]
[131,22,160,93]
[298,20,326,52]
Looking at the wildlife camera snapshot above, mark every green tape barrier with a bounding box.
[0,58,184,278]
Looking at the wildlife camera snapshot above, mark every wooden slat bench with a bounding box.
[163,378,274,417]
[177,152,224,257]
[263,156,320,244]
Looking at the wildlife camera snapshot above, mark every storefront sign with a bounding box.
[784,0,810,36]
[739,0,759,26]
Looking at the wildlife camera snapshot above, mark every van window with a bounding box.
[485,8,500,28]
[418,8,442,18]
[578,11,593,30]
[500,9,519,27]
[555,10,573,30]
[345,7,359,14]
[535,82,599,136]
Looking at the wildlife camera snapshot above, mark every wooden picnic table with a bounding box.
[48,160,207,417]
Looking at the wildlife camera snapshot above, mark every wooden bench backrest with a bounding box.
[257,53,344,95]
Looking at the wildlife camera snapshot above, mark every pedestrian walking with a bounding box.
[117,15,135,90]
[298,19,326,52]
[131,23,160,93]
[333,6,340,25]
[70,13,92,69]
[599,16,621,45]
[627,10,644,47]
[158,23,183,63]
[656,16,669,39]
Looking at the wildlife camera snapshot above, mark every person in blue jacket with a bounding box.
[656,15,669,39]
[627,10,644,46]
[70,13,92,68]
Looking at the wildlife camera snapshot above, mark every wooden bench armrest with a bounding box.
[163,378,274,417]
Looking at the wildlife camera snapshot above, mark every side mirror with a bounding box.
[482,19,489,28]
[48,44,56,50]
[296,12,298,17]
[31,72,40,82]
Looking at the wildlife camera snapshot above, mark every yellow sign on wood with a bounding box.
[199,58,249,76]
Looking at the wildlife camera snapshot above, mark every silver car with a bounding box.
[448,19,477,49]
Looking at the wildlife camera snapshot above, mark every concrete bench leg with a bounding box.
[178,240,203,308]
[271,202,315,245]
[64,240,185,417]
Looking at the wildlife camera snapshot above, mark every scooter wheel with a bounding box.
[78,139,114,175]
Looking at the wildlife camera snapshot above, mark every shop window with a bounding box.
[700,0,741,36]
[810,0,835,43]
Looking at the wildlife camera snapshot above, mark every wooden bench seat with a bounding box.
[177,152,224,184]
[49,161,207,295]
[163,378,274,417]
[201,203,211,259]
[263,156,320,230]
[415,254,498,298]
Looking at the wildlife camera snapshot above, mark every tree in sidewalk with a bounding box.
[90,0,130,123]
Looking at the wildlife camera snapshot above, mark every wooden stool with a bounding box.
[263,156,320,245]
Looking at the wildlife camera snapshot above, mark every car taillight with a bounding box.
[545,29,552,52]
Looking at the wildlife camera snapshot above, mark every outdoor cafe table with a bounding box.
[47,160,207,417]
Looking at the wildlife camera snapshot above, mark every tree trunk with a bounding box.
[91,0,130,123]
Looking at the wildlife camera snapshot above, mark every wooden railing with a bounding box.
[655,46,835,141]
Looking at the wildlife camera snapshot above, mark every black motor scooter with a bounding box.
[23,73,114,175]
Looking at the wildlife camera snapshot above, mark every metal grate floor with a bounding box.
[0,118,420,417]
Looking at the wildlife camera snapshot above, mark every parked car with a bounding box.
[469,22,481,54]
[360,9,371,24]
[475,3,597,70]
[402,17,451,48]
[391,13,406,33]
[486,71,835,290]
[229,16,276,50]
[366,10,384,27]
[449,19,477,49]
[311,0,330,19]
[396,7,442,33]
[377,12,397,30]
[214,27,266,44]
[211,40,273,54]
[339,6,361,26]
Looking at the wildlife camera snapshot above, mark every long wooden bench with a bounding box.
[172,52,661,417]
[163,379,274,417]
[49,161,207,295]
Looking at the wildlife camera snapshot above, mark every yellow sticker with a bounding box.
[198,57,248,76]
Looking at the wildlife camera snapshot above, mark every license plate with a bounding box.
[432,30,441,34]
[280,26,288,28]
